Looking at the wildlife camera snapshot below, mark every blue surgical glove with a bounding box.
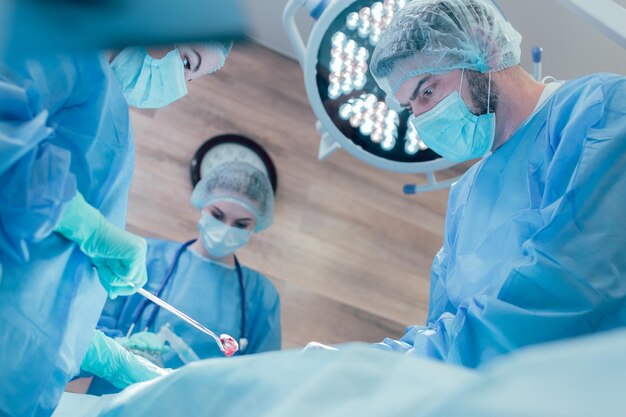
[54,192,147,299]
[116,331,170,354]
[81,330,171,389]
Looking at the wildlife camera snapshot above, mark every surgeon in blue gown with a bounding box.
[365,0,626,367]
[0,53,160,417]
[89,160,281,394]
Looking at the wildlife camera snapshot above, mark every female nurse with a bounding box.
[90,146,281,394]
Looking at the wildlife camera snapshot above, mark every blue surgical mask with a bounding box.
[410,73,495,163]
[111,47,188,109]
[198,213,251,258]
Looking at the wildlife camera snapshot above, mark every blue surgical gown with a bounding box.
[379,73,626,367]
[95,238,281,367]
[0,55,134,416]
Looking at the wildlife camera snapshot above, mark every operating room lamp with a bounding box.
[282,0,476,193]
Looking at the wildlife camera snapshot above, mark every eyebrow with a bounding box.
[399,75,432,108]
[211,207,253,223]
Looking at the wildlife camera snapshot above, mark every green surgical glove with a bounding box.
[116,331,170,354]
[54,192,147,299]
[81,330,171,389]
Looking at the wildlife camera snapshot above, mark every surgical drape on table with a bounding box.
[60,329,626,417]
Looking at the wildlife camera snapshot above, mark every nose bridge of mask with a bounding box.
[413,91,473,127]
[199,213,252,257]
[202,214,230,240]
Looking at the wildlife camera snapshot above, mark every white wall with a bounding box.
[242,0,314,59]
[497,0,626,79]
[243,0,626,79]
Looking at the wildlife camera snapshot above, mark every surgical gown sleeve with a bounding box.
[245,270,281,353]
[380,74,626,367]
[0,65,77,262]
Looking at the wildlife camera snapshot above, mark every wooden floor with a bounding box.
[126,41,464,349]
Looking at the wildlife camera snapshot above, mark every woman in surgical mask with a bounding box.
[88,159,280,395]
[109,42,232,108]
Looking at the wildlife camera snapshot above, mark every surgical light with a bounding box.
[283,0,463,192]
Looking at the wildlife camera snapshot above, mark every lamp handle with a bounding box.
[282,0,309,66]
[403,171,461,194]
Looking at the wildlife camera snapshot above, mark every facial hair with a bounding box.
[466,70,499,115]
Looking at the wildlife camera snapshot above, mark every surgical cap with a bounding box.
[191,161,274,232]
[370,0,522,97]
[203,40,233,72]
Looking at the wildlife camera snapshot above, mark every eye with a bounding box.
[211,211,224,220]
[183,57,191,70]
[422,87,434,98]
[234,221,249,229]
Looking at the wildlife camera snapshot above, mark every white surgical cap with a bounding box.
[370,0,522,97]
[191,161,275,232]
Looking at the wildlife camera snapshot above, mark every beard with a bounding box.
[466,70,499,115]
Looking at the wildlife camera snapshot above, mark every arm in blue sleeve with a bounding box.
[0,71,77,262]
[388,81,626,367]
[96,298,130,339]
[246,278,282,353]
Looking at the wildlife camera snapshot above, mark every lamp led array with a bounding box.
[404,118,428,155]
[344,0,408,45]
[338,93,400,151]
[326,0,408,100]
[328,32,370,99]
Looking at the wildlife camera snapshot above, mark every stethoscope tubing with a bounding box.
[127,239,247,351]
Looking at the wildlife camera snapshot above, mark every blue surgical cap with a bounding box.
[191,161,274,232]
[370,0,522,97]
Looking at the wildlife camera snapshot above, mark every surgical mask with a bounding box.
[111,47,188,109]
[198,213,251,258]
[410,72,495,163]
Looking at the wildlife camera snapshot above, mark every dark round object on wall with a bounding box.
[189,134,278,193]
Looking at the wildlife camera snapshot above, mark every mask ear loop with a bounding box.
[459,68,465,92]
[487,72,492,114]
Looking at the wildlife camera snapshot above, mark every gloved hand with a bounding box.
[54,192,147,299]
[116,331,170,354]
[81,330,171,389]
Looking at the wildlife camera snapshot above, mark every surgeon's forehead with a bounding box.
[395,74,429,104]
